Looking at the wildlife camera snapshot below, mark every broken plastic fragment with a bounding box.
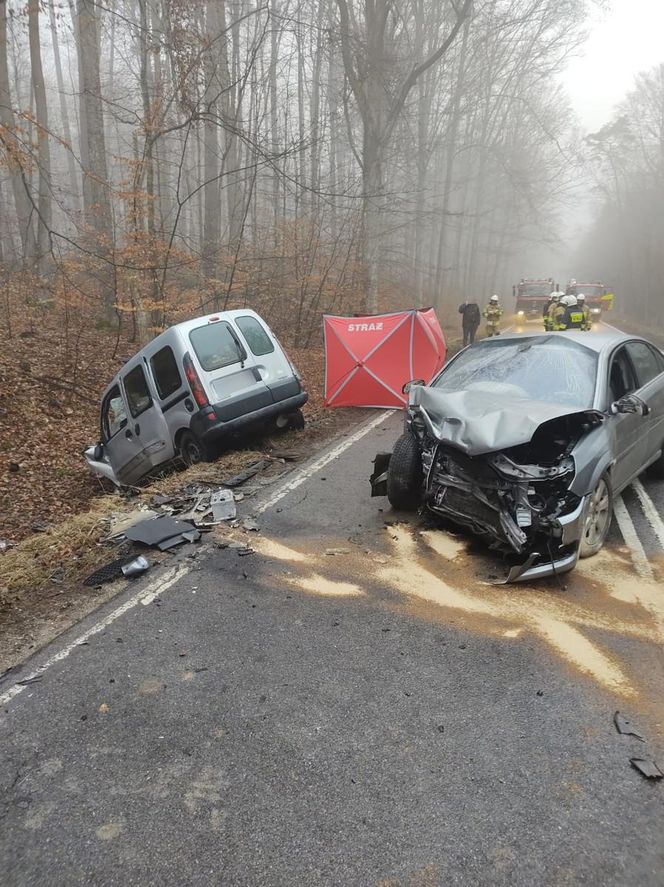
[124,515,197,547]
[210,489,237,522]
[614,711,646,742]
[121,556,150,578]
[630,758,663,780]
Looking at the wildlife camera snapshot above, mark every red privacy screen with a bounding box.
[323,309,446,408]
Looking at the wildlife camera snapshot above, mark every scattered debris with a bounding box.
[242,517,260,532]
[630,758,663,780]
[210,489,237,522]
[30,521,50,533]
[121,556,150,578]
[98,703,110,714]
[614,711,646,742]
[84,557,138,587]
[17,675,42,686]
[325,547,351,556]
[123,515,199,551]
[222,460,269,488]
[269,450,300,462]
[370,452,391,497]
[0,540,12,553]
[109,509,158,537]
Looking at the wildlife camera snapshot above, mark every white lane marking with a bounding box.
[613,495,654,579]
[255,409,394,515]
[1,409,396,710]
[632,479,664,550]
[0,565,188,708]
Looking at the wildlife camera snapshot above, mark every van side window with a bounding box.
[189,322,247,371]
[150,346,182,399]
[123,365,152,418]
[102,386,127,439]
[236,316,275,356]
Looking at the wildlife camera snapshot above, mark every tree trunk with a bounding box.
[201,0,223,287]
[76,0,115,318]
[48,0,81,216]
[0,0,37,265]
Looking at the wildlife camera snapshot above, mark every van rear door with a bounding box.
[233,314,300,404]
[187,318,273,419]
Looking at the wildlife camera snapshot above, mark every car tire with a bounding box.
[288,408,305,431]
[579,473,613,559]
[179,430,211,467]
[387,433,422,511]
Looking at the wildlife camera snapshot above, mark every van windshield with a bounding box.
[189,322,247,372]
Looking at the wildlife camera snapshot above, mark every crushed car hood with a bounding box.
[411,385,603,455]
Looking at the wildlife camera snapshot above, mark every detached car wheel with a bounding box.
[179,430,211,467]
[387,433,423,511]
[579,474,613,559]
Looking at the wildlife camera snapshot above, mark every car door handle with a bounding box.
[135,424,141,436]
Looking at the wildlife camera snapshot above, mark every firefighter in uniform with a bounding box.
[483,294,503,337]
[556,295,584,330]
[576,293,592,330]
[543,292,560,331]
[550,295,567,330]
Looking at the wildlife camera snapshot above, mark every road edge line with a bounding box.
[613,495,654,579]
[0,565,188,708]
[631,479,664,550]
[255,409,395,515]
[1,409,396,710]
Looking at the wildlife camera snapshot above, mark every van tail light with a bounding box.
[183,352,209,409]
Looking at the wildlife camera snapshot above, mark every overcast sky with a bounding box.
[560,0,664,132]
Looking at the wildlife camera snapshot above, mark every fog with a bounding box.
[1,0,662,340]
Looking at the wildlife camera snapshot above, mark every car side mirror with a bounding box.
[402,379,425,395]
[611,394,650,417]
[93,442,104,461]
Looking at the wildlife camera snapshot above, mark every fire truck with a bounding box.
[566,281,614,320]
[513,278,557,321]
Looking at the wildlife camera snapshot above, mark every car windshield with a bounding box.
[433,336,598,408]
[518,284,550,296]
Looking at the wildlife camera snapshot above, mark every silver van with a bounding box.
[85,309,307,486]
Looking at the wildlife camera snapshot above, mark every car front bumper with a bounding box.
[499,495,588,583]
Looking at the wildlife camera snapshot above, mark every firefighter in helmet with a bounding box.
[556,295,584,330]
[551,295,568,330]
[543,292,560,331]
[483,294,503,337]
[577,293,592,331]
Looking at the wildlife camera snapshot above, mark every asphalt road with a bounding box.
[2,345,664,885]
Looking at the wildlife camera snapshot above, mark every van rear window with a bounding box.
[236,315,275,356]
[189,322,247,371]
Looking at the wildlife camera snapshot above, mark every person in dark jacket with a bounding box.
[458,301,481,345]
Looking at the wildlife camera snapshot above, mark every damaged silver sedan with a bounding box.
[372,330,664,582]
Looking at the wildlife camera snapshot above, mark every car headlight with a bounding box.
[517,311,525,316]
[592,309,601,314]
